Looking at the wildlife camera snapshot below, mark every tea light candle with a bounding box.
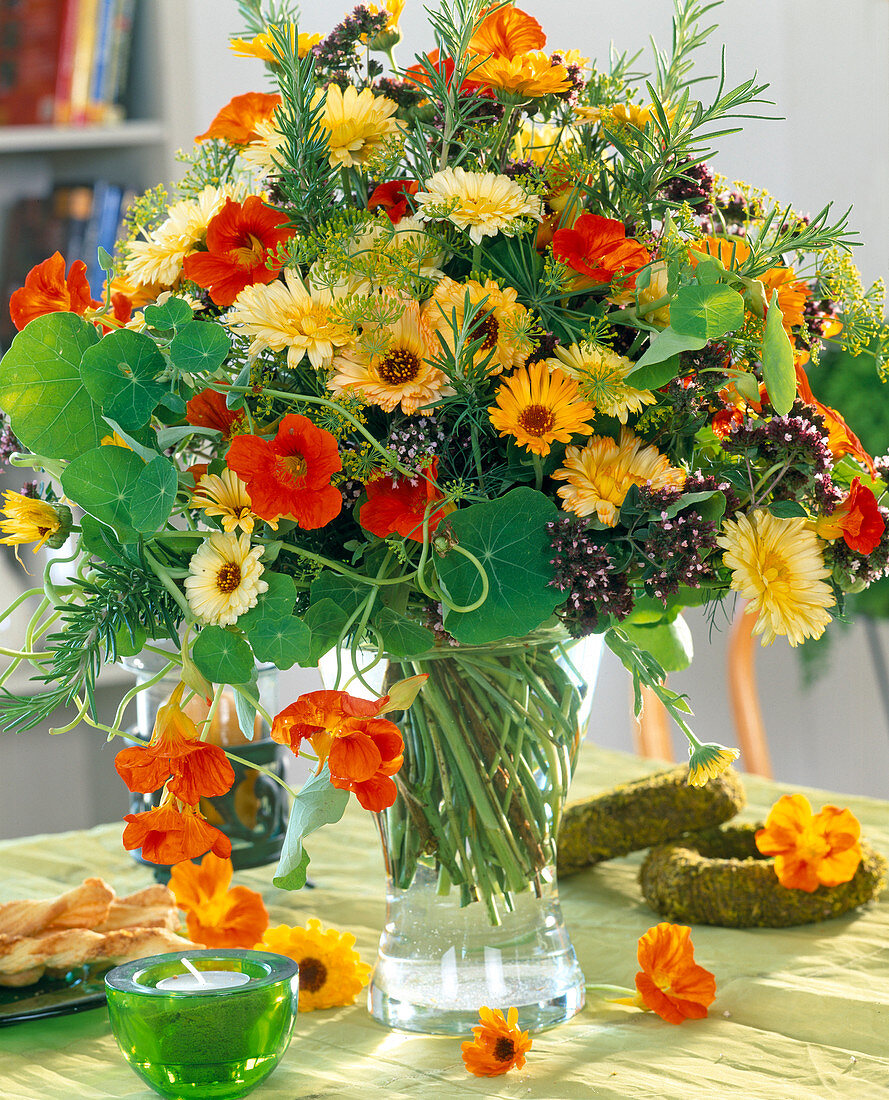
[155,956,252,991]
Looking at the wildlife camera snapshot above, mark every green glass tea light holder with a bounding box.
[105,949,298,1099]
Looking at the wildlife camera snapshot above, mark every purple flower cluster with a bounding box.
[681,471,742,517]
[526,330,561,365]
[641,509,719,601]
[661,157,715,215]
[386,415,446,468]
[313,6,388,78]
[550,53,585,106]
[0,420,20,466]
[373,77,424,109]
[547,516,634,637]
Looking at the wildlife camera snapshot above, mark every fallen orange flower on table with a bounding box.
[461,1006,532,1077]
[169,852,268,949]
[755,793,862,892]
[256,919,371,1011]
[634,923,716,1024]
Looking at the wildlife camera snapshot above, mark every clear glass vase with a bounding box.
[364,631,602,1035]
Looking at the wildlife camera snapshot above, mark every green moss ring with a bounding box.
[639,823,887,928]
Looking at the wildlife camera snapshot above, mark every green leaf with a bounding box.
[761,290,796,415]
[156,425,221,449]
[246,615,312,670]
[625,353,682,391]
[192,626,255,685]
[375,607,435,658]
[273,767,349,891]
[130,456,178,533]
[663,489,726,523]
[303,598,348,665]
[435,487,563,644]
[143,297,194,331]
[115,622,147,658]
[309,573,368,622]
[238,573,297,631]
[768,499,809,519]
[732,370,761,404]
[80,328,168,430]
[169,320,232,374]
[630,327,708,371]
[670,284,745,339]
[0,313,103,459]
[621,615,694,672]
[233,682,259,742]
[61,446,145,539]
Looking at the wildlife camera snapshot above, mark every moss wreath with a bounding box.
[639,823,888,928]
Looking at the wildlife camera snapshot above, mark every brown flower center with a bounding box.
[492,1036,515,1062]
[215,562,242,594]
[279,454,308,482]
[298,956,328,993]
[231,233,265,268]
[517,403,555,437]
[378,347,421,384]
[469,314,499,351]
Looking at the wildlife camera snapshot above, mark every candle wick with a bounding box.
[180,958,207,984]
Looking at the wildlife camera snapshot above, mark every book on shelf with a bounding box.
[0,0,67,126]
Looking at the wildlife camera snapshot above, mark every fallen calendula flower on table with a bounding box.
[461,1006,532,1077]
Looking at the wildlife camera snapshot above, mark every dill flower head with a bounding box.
[488,360,595,457]
[716,509,834,647]
[0,491,70,554]
[414,167,543,245]
[552,427,685,525]
[256,919,371,1011]
[227,269,355,370]
[424,276,534,375]
[184,532,268,627]
[191,468,267,535]
[548,342,655,423]
[318,84,401,169]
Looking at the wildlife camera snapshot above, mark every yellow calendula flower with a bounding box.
[256,919,371,1012]
[0,491,71,554]
[191,469,267,535]
[229,26,322,62]
[414,168,542,245]
[318,84,401,169]
[687,743,740,787]
[488,361,595,457]
[552,427,685,525]
[716,510,834,647]
[424,276,534,376]
[548,343,655,423]
[472,51,572,99]
[184,532,268,627]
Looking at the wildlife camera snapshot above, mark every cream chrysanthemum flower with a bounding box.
[191,469,267,535]
[548,343,655,423]
[424,277,534,376]
[488,361,595,456]
[256,919,371,1012]
[414,168,543,245]
[184,532,267,627]
[240,115,286,177]
[552,427,685,525]
[227,269,354,370]
[716,509,834,647]
[329,299,451,414]
[317,84,400,169]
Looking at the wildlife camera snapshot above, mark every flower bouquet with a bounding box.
[1,0,888,1033]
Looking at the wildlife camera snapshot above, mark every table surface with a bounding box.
[1,746,887,1100]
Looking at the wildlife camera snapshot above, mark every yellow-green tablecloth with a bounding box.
[1,746,888,1099]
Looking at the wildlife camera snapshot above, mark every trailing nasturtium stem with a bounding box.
[223,751,298,798]
[143,548,193,619]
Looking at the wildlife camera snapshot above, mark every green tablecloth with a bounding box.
[1,746,887,1099]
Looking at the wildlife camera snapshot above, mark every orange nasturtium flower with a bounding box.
[795,364,876,476]
[367,178,419,224]
[552,213,651,292]
[181,195,294,307]
[815,477,885,555]
[185,387,247,441]
[755,794,863,892]
[634,923,717,1024]
[196,91,282,144]
[8,252,93,330]
[225,413,342,529]
[256,919,371,1011]
[271,689,405,812]
[360,458,451,542]
[169,852,269,948]
[122,800,232,865]
[461,1006,532,1077]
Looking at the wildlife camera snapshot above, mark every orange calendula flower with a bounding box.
[461,1006,532,1077]
[552,214,650,292]
[368,179,419,224]
[634,923,716,1024]
[471,51,572,99]
[186,387,247,441]
[9,252,94,330]
[360,458,451,542]
[181,195,294,307]
[256,919,371,1011]
[488,360,595,457]
[169,852,269,949]
[122,801,232,865]
[815,478,885,554]
[271,689,404,812]
[755,794,863,892]
[225,413,342,529]
[196,91,282,144]
[115,683,235,805]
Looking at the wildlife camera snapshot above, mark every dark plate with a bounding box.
[0,964,108,1026]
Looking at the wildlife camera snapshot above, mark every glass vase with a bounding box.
[120,653,290,881]
[343,630,602,1036]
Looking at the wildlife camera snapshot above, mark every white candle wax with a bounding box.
[155,970,251,992]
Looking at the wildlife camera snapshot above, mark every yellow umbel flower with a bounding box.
[318,84,401,169]
[548,343,655,423]
[0,491,70,554]
[227,269,355,370]
[256,919,371,1012]
[488,361,595,457]
[424,276,534,376]
[414,168,543,245]
[229,26,322,62]
[552,427,685,525]
[191,469,267,535]
[184,532,268,627]
[716,510,834,647]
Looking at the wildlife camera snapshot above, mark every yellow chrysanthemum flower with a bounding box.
[318,84,401,169]
[414,168,543,245]
[511,120,578,167]
[191,469,267,535]
[255,919,371,1012]
[687,743,740,787]
[716,510,835,647]
[424,276,533,376]
[547,343,655,423]
[229,26,322,62]
[184,532,268,627]
[227,269,354,370]
[329,299,451,414]
[488,361,595,457]
[552,427,685,525]
[472,51,572,99]
[0,491,69,554]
